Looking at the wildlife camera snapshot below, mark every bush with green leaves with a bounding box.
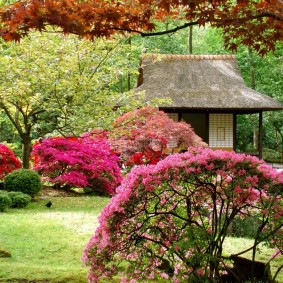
[7,191,32,208]
[4,169,42,197]
[0,191,12,212]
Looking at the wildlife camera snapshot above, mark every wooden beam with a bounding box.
[233,113,237,152]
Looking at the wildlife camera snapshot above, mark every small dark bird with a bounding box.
[45,201,52,209]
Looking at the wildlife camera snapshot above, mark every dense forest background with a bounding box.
[0,21,282,163]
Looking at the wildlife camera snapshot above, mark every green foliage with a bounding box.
[228,216,261,238]
[134,25,229,55]
[0,191,12,212]
[0,31,142,134]
[4,169,42,197]
[263,148,283,163]
[7,191,31,208]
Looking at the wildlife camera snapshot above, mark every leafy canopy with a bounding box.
[0,0,282,55]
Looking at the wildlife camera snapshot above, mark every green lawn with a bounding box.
[0,196,282,283]
[0,196,110,283]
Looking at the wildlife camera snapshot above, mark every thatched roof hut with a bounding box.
[136,54,283,112]
[134,54,283,158]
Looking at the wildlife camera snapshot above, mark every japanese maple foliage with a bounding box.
[109,107,207,167]
[32,133,122,195]
[0,0,282,54]
[83,148,283,282]
[0,143,21,180]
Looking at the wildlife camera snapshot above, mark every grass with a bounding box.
[223,237,283,282]
[0,196,110,283]
[0,195,282,283]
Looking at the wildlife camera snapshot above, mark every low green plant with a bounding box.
[0,249,11,258]
[4,169,42,198]
[0,192,12,212]
[263,148,283,163]
[8,191,32,208]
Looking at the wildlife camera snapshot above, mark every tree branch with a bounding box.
[112,21,198,37]
[113,11,282,38]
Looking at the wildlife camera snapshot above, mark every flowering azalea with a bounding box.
[83,148,283,282]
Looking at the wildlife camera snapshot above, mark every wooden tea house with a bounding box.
[134,54,283,159]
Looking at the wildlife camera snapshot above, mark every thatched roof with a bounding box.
[134,54,283,112]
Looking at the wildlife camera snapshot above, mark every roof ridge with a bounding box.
[142,53,236,60]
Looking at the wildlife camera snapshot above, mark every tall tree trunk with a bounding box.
[248,48,258,153]
[118,76,123,93]
[21,134,32,169]
[127,37,132,91]
[188,26,193,54]
[248,47,255,89]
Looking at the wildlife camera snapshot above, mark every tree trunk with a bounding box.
[188,26,193,54]
[21,134,32,169]
[248,47,255,89]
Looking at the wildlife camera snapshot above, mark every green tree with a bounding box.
[0,31,141,168]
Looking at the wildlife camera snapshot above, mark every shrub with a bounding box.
[0,143,21,180]
[0,191,12,212]
[32,133,122,195]
[83,148,283,283]
[8,191,32,208]
[109,107,207,168]
[4,169,42,197]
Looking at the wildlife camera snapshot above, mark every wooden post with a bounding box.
[233,113,237,152]
[258,111,263,159]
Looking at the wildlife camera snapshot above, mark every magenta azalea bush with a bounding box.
[32,133,122,195]
[83,148,283,282]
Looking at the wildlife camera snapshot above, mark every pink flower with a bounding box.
[196,268,204,276]
[234,185,242,194]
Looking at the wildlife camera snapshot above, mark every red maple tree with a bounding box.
[109,106,207,167]
[0,143,21,180]
[0,0,282,54]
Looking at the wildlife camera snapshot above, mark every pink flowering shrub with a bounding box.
[32,133,122,195]
[83,148,283,282]
[109,107,207,167]
[0,143,21,180]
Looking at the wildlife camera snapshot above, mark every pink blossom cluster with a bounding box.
[32,133,122,195]
[83,148,283,282]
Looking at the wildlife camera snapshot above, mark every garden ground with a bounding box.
[0,190,282,283]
